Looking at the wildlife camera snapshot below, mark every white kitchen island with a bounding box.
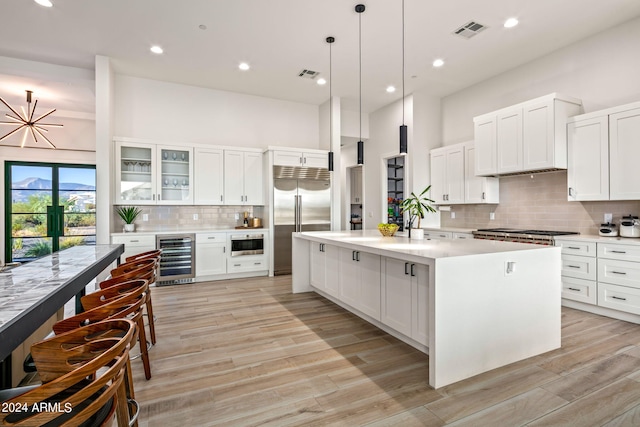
[292,230,561,389]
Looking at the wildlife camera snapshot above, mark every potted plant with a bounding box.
[116,206,143,232]
[400,186,436,239]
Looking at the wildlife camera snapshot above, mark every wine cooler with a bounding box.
[156,234,195,285]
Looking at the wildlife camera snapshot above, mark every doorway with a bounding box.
[386,156,405,231]
[348,166,363,230]
[5,162,96,263]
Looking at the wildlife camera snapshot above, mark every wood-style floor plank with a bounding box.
[127,276,640,426]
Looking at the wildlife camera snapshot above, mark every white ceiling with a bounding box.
[1,0,640,115]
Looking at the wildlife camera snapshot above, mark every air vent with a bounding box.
[453,21,488,39]
[298,69,320,79]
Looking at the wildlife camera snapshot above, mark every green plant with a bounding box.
[116,206,143,224]
[400,185,436,229]
[24,240,52,258]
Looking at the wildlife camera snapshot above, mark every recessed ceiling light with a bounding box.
[432,58,445,68]
[150,45,164,54]
[34,0,53,7]
[239,62,250,71]
[386,86,396,93]
[316,78,327,86]
[504,17,519,28]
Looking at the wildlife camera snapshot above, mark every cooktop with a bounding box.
[475,228,579,236]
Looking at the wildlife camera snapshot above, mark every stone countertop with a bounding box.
[111,227,269,236]
[554,234,640,245]
[0,244,124,361]
[296,230,554,261]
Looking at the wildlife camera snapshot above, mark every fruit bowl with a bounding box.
[378,223,399,237]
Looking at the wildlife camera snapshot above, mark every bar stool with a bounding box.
[0,319,136,427]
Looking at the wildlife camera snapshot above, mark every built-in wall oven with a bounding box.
[230,233,264,257]
[156,234,195,284]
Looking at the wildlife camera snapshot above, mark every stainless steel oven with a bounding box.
[230,233,264,257]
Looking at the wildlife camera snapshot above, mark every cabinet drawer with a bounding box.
[598,283,640,315]
[425,231,452,240]
[111,235,156,247]
[196,232,227,243]
[555,240,596,257]
[561,277,596,305]
[561,254,596,280]
[598,243,640,262]
[452,232,473,240]
[227,257,267,273]
[598,258,640,289]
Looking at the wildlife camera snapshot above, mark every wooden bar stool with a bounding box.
[0,319,136,427]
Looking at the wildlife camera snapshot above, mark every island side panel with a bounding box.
[430,247,561,389]
[292,234,311,293]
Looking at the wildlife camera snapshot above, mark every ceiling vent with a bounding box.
[453,21,488,39]
[298,69,320,79]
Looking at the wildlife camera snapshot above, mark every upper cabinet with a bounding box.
[115,139,193,205]
[273,149,327,169]
[224,150,264,205]
[568,102,640,201]
[474,93,582,176]
[430,142,498,205]
[194,147,224,205]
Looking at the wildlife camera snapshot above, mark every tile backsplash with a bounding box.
[112,205,263,233]
[440,171,640,236]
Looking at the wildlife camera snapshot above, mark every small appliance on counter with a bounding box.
[620,215,640,238]
[599,223,618,237]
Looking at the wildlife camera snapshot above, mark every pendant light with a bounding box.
[399,0,408,154]
[356,4,365,165]
[327,36,335,171]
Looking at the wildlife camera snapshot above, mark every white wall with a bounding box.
[114,75,320,149]
[341,109,370,140]
[441,16,640,145]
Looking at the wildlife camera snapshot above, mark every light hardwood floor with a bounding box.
[130,275,640,426]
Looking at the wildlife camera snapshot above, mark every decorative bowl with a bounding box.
[378,223,399,237]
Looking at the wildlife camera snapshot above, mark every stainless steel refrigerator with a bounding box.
[273,165,331,275]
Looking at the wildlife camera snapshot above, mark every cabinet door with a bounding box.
[609,107,640,200]
[474,116,497,176]
[446,146,465,204]
[523,100,554,170]
[309,243,326,290]
[243,152,264,205]
[303,152,328,168]
[194,148,224,205]
[273,151,302,167]
[358,252,381,320]
[223,150,245,205]
[411,263,429,346]
[115,141,156,204]
[195,242,226,276]
[430,150,446,204]
[339,248,360,308]
[325,245,340,297]
[497,108,523,174]
[382,258,413,336]
[351,168,363,203]
[157,146,193,204]
[567,116,609,201]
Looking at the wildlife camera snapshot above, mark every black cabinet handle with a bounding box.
[405,262,409,275]
[612,296,627,301]
[567,265,581,269]
[410,264,415,277]
[356,252,360,262]
[611,271,627,275]
[567,287,581,292]
[352,251,356,261]
[611,250,627,254]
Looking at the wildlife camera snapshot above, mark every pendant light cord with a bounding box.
[329,40,332,141]
[402,0,405,126]
[359,9,362,142]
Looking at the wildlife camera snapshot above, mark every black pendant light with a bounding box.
[399,0,408,154]
[356,4,365,165]
[327,36,335,171]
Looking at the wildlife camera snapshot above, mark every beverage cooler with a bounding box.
[156,234,195,285]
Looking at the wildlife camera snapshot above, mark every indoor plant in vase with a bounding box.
[400,185,436,239]
[116,206,143,232]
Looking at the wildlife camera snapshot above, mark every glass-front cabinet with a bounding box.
[115,139,193,205]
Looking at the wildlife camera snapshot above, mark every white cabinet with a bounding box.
[452,232,474,240]
[474,93,582,176]
[273,150,327,168]
[567,116,609,201]
[195,232,227,276]
[431,142,498,205]
[309,242,340,297]
[111,234,156,262]
[567,103,640,201]
[224,150,264,205]
[430,144,464,204]
[424,231,452,240]
[609,107,640,200]
[464,144,499,204]
[351,168,363,204]
[555,238,597,305]
[114,139,193,205]
[598,241,640,315]
[339,248,381,320]
[382,258,429,346]
[194,148,224,205]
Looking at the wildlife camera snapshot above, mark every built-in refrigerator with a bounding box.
[273,166,331,275]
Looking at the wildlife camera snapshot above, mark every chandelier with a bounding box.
[0,90,62,149]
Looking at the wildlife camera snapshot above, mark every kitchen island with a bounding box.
[292,230,561,388]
